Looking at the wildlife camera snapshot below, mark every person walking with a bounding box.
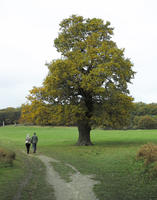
[25,134,31,154]
[31,132,38,153]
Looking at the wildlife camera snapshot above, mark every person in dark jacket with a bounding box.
[31,132,38,153]
[25,134,31,154]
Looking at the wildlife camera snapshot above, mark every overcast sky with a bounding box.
[0,0,157,109]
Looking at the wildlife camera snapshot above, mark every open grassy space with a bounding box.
[0,126,157,200]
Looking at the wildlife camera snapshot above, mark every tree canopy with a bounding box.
[21,15,135,145]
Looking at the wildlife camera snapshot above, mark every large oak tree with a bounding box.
[21,15,135,145]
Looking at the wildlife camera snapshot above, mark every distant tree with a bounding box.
[0,107,21,126]
[129,102,157,129]
[137,115,157,129]
[132,102,157,116]
[21,15,135,145]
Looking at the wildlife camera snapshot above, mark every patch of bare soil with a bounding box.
[37,155,99,200]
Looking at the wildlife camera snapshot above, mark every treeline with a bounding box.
[0,107,21,126]
[130,102,157,129]
[20,102,157,129]
[1,102,157,129]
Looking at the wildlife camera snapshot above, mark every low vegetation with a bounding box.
[52,161,76,182]
[0,147,16,167]
[136,143,157,180]
[137,143,157,165]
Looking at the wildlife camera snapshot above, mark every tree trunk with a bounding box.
[76,121,93,146]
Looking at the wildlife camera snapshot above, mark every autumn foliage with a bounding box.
[20,15,135,145]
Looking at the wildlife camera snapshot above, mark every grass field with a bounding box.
[0,126,157,200]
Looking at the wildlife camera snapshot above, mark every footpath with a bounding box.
[13,153,99,200]
[37,155,99,200]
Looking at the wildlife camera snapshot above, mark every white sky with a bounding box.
[0,0,157,109]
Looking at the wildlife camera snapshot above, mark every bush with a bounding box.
[136,143,157,179]
[137,143,157,165]
[0,148,16,167]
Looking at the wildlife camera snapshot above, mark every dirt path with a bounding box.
[37,155,99,200]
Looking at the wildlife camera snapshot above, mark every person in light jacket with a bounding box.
[25,134,31,154]
[31,132,38,153]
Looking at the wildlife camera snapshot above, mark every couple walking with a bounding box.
[25,132,38,154]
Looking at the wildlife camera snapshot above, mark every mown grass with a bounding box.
[52,161,76,182]
[1,126,157,200]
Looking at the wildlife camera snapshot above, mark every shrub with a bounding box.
[0,148,16,167]
[137,143,157,165]
[136,143,157,179]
